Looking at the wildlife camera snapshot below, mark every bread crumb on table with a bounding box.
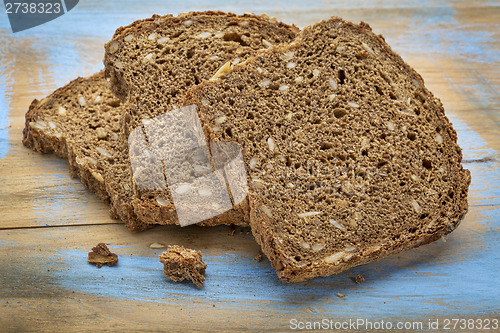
[355,274,365,284]
[159,245,207,288]
[87,243,118,268]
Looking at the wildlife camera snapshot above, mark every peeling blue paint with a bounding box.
[51,223,500,319]
[394,5,499,64]
[0,73,10,159]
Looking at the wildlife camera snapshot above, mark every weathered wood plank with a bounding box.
[0,0,499,331]
[0,202,498,332]
[0,141,122,229]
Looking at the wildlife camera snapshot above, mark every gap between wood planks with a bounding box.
[462,156,496,164]
[0,222,122,231]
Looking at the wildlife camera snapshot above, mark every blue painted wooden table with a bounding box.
[0,1,498,331]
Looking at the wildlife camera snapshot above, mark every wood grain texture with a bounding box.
[0,0,499,331]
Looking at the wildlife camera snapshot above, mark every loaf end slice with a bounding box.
[184,17,471,282]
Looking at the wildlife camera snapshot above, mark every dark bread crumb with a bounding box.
[184,17,470,282]
[159,245,207,288]
[355,274,365,284]
[254,252,263,262]
[88,243,118,268]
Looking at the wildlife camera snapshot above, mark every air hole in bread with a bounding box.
[356,169,366,178]
[333,109,347,119]
[338,69,346,84]
[107,100,120,107]
[223,32,248,46]
[414,92,425,104]
[186,48,195,58]
[422,159,432,170]
[407,132,417,141]
[269,83,279,90]
[171,30,183,38]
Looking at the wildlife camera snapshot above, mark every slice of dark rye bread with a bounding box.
[103,11,298,226]
[184,17,471,282]
[22,71,149,231]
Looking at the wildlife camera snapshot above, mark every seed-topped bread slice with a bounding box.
[184,17,471,282]
[22,71,149,231]
[104,11,298,226]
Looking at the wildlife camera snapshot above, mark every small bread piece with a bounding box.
[88,243,118,268]
[159,245,207,288]
[184,17,470,282]
[104,11,298,226]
